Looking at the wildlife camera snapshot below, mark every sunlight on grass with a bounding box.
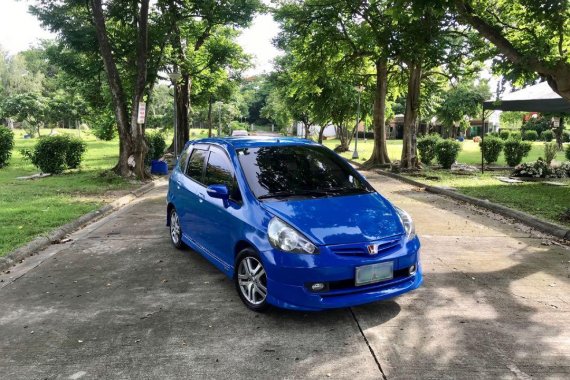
[0,129,130,257]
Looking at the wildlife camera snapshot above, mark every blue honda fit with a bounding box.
[166,137,422,311]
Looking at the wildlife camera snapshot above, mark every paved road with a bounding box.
[1,172,569,379]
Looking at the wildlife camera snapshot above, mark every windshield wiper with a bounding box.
[257,190,332,200]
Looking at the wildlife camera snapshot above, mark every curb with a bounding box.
[0,178,166,272]
[349,159,570,241]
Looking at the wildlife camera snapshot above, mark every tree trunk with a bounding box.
[318,123,326,144]
[207,96,213,138]
[90,0,149,179]
[366,58,391,166]
[401,63,422,170]
[555,116,564,150]
[336,123,349,152]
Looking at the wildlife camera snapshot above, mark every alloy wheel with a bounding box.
[237,256,267,305]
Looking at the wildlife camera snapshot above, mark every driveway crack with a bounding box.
[349,307,387,380]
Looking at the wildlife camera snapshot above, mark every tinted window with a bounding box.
[205,149,242,202]
[237,145,371,199]
[186,149,207,182]
[178,147,190,173]
[205,150,234,189]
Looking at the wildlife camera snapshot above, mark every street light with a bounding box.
[168,70,181,157]
[352,85,365,159]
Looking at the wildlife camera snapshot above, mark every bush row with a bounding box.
[21,135,87,174]
[491,129,570,142]
[417,135,462,169]
[479,136,533,166]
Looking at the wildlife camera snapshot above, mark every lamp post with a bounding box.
[168,70,181,157]
[352,85,365,159]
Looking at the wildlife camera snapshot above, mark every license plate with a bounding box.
[355,261,393,286]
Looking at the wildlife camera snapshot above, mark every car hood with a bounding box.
[261,193,405,246]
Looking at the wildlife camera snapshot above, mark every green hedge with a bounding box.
[479,136,504,164]
[21,135,86,174]
[417,134,441,165]
[0,126,15,168]
[435,139,462,169]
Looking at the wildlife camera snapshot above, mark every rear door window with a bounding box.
[177,147,190,173]
[185,149,207,183]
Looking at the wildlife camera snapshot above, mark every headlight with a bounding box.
[267,217,318,254]
[395,207,416,240]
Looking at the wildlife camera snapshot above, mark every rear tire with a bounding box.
[169,208,186,249]
[235,248,269,312]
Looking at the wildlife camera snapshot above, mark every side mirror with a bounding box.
[206,184,230,200]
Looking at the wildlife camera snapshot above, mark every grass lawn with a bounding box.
[402,170,570,228]
[0,129,131,257]
[322,138,567,166]
[0,128,212,257]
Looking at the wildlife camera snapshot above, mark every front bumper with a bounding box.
[260,236,423,311]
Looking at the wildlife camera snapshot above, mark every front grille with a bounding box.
[329,237,402,257]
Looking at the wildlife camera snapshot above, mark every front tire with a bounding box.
[235,249,269,312]
[169,208,186,249]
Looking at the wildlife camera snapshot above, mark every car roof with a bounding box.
[191,136,320,149]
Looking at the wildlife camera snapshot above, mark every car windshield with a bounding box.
[236,145,372,200]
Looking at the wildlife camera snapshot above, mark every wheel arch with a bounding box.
[166,202,175,226]
[234,240,258,263]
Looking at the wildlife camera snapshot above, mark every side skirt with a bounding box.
[181,233,234,277]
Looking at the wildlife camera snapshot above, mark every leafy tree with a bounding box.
[274,0,393,163]
[454,0,570,101]
[500,112,526,130]
[31,0,169,178]
[436,80,490,137]
[0,93,47,137]
[165,0,261,150]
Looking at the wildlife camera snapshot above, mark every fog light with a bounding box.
[311,283,325,291]
[409,265,417,275]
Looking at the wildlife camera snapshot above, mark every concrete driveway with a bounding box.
[1,172,569,379]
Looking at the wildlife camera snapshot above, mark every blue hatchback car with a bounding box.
[167,137,422,311]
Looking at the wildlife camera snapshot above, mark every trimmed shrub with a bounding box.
[510,131,522,140]
[21,135,86,174]
[0,126,15,168]
[146,132,166,165]
[541,130,554,142]
[566,144,570,161]
[544,141,558,165]
[503,138,532,167]
[499,130,510,140]
[563,130,570,143]
[435,139,462,169]
[523,130,538,141]
[479,136,504,164]
[65,137,87,169]
[417,134,441,165]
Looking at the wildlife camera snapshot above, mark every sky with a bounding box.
[0,0,280,75]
